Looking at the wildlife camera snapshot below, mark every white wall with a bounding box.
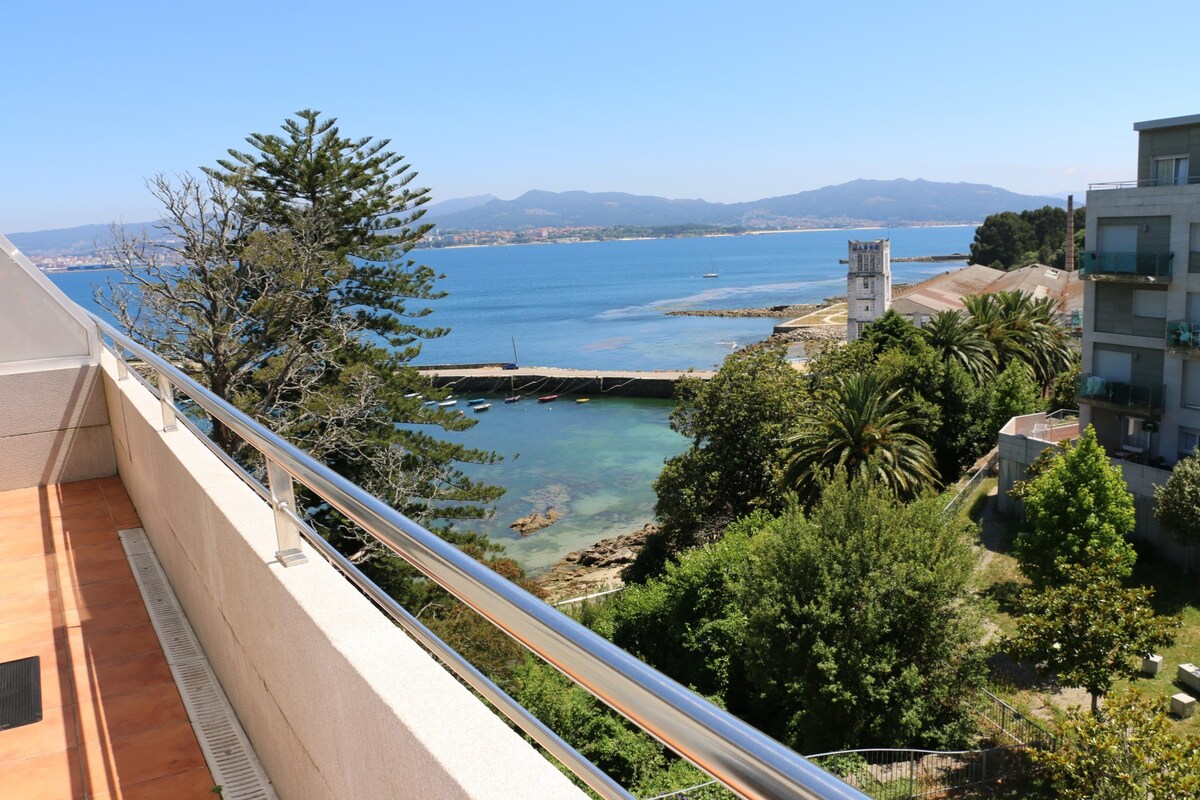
[99,351,586,800]
[0,236,114,489]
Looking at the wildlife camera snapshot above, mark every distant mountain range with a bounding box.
[423,179,1066,232]
[6,179,1065,257]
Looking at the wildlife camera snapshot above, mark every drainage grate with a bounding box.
[0,656,42,731]
[119,528,277,800]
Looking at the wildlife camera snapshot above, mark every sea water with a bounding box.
[49,225,973,572]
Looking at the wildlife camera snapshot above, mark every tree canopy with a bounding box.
[613,477,985,754]
[1008,555,1177,712]
[100,111,504,606]
[1154,447,1200,550]
[970,205,1086,270]
[1035,690,1200,799]
[782,371,940,499]
[627,345,808,581]
[1014,426,1137,588]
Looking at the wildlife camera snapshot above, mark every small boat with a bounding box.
[466,398,487,405]
[422,400,439,407]
[576,398,590,404]
[438,399,458,407]
[504,395,521,404]
[472,403,492,412]
[702,272,719,278]
[537,394,559,404]
[404,392,421,399]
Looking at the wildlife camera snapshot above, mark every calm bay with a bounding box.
[51,225,973,572]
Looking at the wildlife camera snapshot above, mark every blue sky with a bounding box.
[3,1,1195,231]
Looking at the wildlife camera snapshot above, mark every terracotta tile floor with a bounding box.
[0,478,215,799]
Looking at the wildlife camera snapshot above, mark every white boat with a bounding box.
[702,272,719,278]
[438,399,457,407]
[472,403,492,412]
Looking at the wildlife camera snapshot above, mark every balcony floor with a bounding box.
[0,478,214,799]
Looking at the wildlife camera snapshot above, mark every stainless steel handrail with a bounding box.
[90,313,868,800]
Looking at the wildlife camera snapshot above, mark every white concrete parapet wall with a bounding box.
[0,235,115,489]
[98,350,586,800]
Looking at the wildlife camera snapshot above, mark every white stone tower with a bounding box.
[846,239,891,342]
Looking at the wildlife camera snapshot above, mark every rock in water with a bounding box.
[511,508,562,536]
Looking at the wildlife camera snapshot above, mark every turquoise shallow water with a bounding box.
[436,395,686,574]
[49,225,974,571]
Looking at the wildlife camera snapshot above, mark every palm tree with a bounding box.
[783,372,941,500]
[921,310,997,384]
[962,290,1074,391]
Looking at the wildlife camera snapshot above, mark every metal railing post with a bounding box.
[267,458,308,567]
[116,343,129,380]
[156,371,178,431]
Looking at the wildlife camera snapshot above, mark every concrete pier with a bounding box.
[418,364,714,399]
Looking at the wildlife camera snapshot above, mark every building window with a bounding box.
[1133,289,1167,318]
[1186,361,1200,410]
[1123,417,1150,453]
[1179,428,1200,461]
[1153,155,1189,186]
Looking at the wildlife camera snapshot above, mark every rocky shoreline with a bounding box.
[665,303,820,319]
[535,525,656,601]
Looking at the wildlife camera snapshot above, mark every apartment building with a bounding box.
[1079,113,1200,467]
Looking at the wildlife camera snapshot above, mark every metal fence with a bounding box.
[941,450,999,519]
[805,746,1037,800]
[977,690,1054,748]
[646,691,1054,800]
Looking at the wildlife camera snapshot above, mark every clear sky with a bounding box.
[3,0,1196,232]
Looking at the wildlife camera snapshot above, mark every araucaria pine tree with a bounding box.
[101,111,503,588]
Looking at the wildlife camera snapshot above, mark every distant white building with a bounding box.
[847,239,891,341]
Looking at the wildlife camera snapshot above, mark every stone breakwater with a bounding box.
[665,304,820,318]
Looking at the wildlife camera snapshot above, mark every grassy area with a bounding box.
[1115,545,1200,734]
[971,494,1200,734]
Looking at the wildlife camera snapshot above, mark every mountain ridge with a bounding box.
[7,179,1067,256]
[425,178,1066,232]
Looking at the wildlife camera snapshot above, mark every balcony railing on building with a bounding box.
[1088,175,1200,190]
[1077,250,1173,280]
[1166,320,1200,356]
[89,315,868,800]
[1076,374,1164,413]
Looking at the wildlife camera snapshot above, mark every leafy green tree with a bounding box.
[1154,447,1200,550]
[970,205,1086,270]
[607,515,758,708]
[783,371,940,500]
[507,657,711,796]
[1014,426,1137,588]
[1049,363,1081,412]
[921,310,997,385]
[1035,689,1200,799]
[1008,555,1178,713]
[970,211,1036,269]
[858,308,924,353]
[871,342,990,481]
[980,360,1043,439]
[738,477,985,751]
[629,345,808,581]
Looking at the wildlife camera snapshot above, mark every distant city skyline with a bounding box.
[2,0,1193,232]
